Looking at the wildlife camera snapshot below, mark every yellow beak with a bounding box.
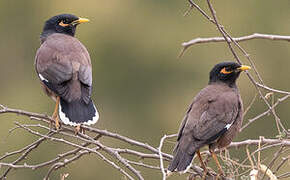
[237,65,251,71]
[72,17,90,24]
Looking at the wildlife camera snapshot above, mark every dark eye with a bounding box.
[226,67,232,71]
[63,19,68,24]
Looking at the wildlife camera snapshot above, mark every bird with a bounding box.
[34,14,99,133]
[168,62,250,177]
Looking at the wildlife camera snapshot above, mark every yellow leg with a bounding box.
[196,150,208,180]
[210,150,224,177]
[75,125,81,134]
[52,96,60,129]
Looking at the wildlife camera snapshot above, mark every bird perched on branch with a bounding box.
[35,14,99,133]
[168,62,250,177]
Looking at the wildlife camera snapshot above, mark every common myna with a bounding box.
[35,14,99,132]
[168,62,250,176]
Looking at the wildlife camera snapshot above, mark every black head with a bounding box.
[209,62,250,87]
[41,14,89,38]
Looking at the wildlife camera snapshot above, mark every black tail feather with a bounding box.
[168,146,195,172]
[168,137,205,172]
[59,98,99,125]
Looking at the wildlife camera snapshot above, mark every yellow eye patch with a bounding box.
[220,67,232,74]
[59,21,70,27]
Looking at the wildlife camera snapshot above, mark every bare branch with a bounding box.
[158,134,176,180]
[0,131,56,179]
[241,94,290,131]
[256,83,290,95]
[228,138,290,148]
[181,33,290,52]
[0,105,238,179]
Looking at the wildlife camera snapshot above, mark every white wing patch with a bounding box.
[225,121,234,130]
[58,102,99,126]
[39,74,49,82]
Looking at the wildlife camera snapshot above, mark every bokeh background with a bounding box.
[0,0,290,179]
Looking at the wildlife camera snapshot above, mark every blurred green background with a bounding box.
[0,0,290,179]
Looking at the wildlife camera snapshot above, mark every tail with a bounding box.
[58,98,99,126]
[168,138,204,172]
[168,145,196,172]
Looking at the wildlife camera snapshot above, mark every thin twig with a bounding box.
[241,95,290,131]
[158,134,176,180]
[261,146,284,180]
[274,155,290,173]
[0,131,55,178]
[243,93,258,118]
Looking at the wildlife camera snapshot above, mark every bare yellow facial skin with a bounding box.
[220,67,232,74]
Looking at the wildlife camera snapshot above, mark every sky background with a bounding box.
[0,0,289,179]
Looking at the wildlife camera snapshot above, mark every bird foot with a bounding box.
[219,171,224,177]
[75,125,82,134]
[213,169,224,180]
[52,113,60,130]
[201,168,208,180]
[166,171,173,177]
[216,165,224,178]
[215,173,224,180]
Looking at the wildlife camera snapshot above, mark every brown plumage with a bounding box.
[168,62,250,173]
[35,14,99,130]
